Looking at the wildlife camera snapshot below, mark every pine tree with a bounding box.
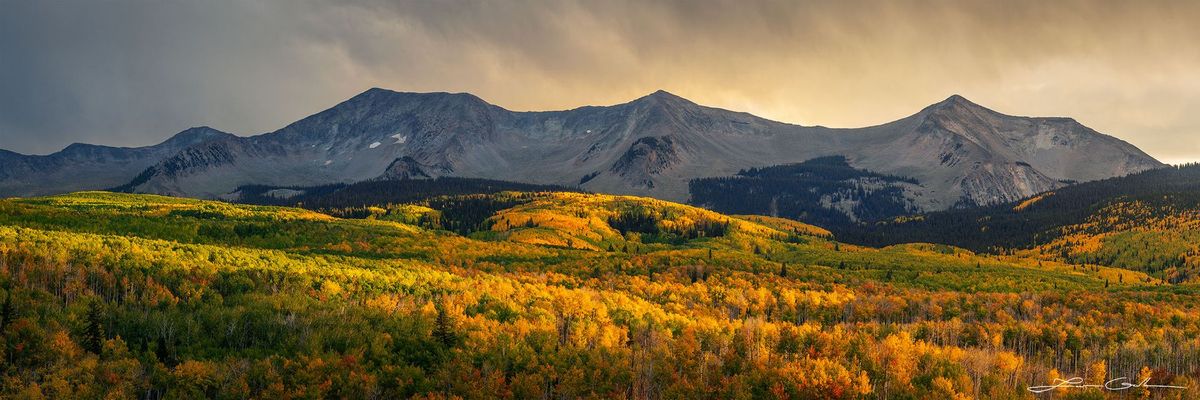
[156,338,175,367]
[0,289,12,331]
[433,303,457,348]
[83,299,105,355]
[779,263,788,278]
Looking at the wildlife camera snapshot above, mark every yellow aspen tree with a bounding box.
[1137,366,1153,399]
[1087,360,1107,394]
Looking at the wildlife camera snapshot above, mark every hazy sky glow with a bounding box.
[2,0,1199,163]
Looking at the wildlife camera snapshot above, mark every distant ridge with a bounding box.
[0,126,234,196]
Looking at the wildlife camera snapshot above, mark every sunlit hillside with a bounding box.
[0,191,1196,399]
[1024,198,1200,283]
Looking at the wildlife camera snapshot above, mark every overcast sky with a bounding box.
[2,0,1199,163]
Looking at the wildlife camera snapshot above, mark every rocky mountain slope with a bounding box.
[0,127,234,196]
[3,89,1163,213]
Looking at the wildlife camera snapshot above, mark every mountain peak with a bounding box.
[628,89,694,109]
[343,87,398,103]
[345,87,492,109]
[918,94,998,118]
[934,94,978,108]
[160,126,235,147]
[60,142,104,152]
[644,89,685,100]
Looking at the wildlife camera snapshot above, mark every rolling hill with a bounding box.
[3,190,1190,398]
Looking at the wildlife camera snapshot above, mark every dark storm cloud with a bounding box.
[0,1,362,153]
[2,0,1199,162]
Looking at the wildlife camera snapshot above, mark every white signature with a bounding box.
[1028,376,1187,393]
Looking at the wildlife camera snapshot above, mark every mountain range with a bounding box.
[0,127,234,196]
[0,88,1164,215]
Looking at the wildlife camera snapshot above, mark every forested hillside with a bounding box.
[224,177,578,209]
[1,192,1197,398]
[841,164,1200,282]
[689,156,920,228]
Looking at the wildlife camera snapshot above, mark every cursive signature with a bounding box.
[1028,376,1187,393]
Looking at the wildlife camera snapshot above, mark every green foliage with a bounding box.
[607,206,729,243]
[82,299,104,355]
